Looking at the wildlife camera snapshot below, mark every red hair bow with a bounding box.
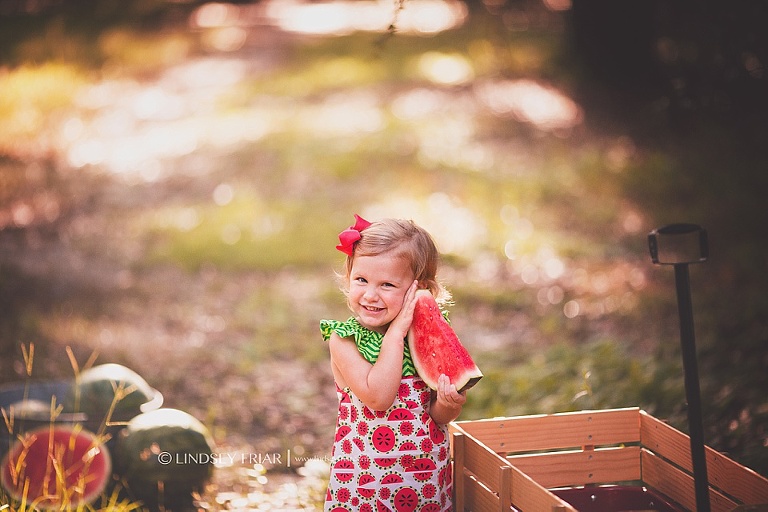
[336,214,371,256]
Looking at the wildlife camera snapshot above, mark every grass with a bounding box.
[468,340,686,420]
[1,343,331,511]
[0,345,143,511]
[141,194,341,273]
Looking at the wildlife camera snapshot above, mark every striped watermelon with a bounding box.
[407,290,482,392]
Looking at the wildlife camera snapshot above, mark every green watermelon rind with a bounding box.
[63,363,162,422]
[407,290,483,393]
[114,408,215,485]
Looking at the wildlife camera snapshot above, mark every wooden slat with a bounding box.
[640,411,694,471]
[448,423,461,454]
[499,465,512,511]
[641,448,737,512]
[508,461,578,512]
[453,432,467,512]
[507,445,641,489]
[640,411,768,504]
[460,430,509,492]
[462,472,501,512]
[706,448,768,504]
[453,429,510,511]
[451,424,577,511]
[454,408,640,454]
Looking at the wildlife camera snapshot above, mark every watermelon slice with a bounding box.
[0,425,111,509]
[407,290,483,392]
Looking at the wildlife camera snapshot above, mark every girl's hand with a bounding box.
[436,374,467,410]
[386,280,419,341]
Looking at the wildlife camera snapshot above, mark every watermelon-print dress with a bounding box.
[320,318,452,512]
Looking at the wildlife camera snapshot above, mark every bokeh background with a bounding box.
[1,0,766,507]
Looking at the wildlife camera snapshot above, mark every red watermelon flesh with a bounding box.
[407,290,482,392]
[0,425,111,509]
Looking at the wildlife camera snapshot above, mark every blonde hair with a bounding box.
[340,218,451,304]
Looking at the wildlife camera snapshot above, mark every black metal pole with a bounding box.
[673,263,711,512]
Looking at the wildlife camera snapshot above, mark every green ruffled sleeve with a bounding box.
[320,317,416,377]
[320,318,360,342]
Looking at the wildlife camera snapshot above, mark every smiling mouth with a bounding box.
[362,305,384,312]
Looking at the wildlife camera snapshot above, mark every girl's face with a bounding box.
[348,252,415,334]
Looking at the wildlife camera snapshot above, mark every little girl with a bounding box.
[320,214,467,512]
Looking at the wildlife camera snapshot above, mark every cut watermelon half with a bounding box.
[0,425,111,509]
[407,290,483,392]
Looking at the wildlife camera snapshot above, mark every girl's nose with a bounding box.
[363,287,377,300]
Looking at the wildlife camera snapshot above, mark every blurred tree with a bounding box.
[566,0,768,476]
[566,0,768,137]
[0,0,201,65]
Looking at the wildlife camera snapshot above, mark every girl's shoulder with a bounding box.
[320,317,368,342]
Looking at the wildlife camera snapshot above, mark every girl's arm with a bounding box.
[429,374,467,425]
[330,281,419,411]
[329,331,404,410]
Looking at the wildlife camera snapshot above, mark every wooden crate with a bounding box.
[450,407,768,512]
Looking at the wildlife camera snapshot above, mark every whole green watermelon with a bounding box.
[114,408,215,511]
[64,363,162,424]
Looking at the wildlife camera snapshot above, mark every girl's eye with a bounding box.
[355,277,367,283]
